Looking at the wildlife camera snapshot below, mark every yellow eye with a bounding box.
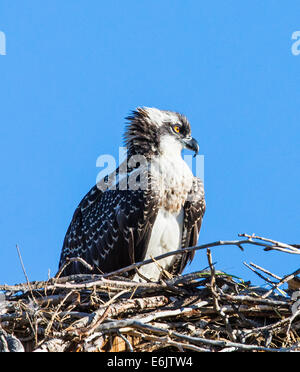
[173,125,181,134]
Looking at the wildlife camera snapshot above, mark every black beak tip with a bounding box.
[193,142,199,158]
[190,138,199,157]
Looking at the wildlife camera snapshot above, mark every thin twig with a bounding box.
[16,245,31,291]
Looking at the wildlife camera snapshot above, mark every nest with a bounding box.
[0,235,299,352]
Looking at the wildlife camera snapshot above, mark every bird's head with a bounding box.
[124,107,199,159]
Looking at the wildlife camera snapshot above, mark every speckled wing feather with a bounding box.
[170,177,206,275]
[59,179,160,276]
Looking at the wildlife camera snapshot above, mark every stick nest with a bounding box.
[0,235,300,352]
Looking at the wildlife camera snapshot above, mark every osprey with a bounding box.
[59,107,205,281]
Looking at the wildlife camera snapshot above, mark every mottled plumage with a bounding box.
[59,107,205,280]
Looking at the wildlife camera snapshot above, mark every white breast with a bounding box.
[134,207,184,281]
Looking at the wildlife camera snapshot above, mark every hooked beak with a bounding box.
[182,137,199,157]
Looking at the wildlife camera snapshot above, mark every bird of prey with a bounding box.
[58,107,205,281]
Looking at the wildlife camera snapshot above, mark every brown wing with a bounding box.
[58,179,160,276]
[170,177,206,275]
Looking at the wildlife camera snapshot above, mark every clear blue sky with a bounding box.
[0,1,299,286]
